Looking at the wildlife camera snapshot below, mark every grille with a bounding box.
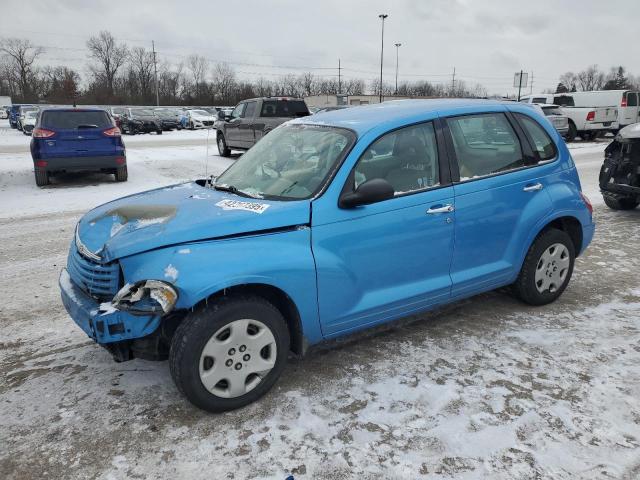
[67,244,120,300]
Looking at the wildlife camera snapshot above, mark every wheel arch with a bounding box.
[196,283,306,356]
[531,215,584,257]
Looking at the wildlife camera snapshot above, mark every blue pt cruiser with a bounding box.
[60,100,595,412]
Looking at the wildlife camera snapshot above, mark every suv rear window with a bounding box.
[41,111,112,129]
[260,100,309,118]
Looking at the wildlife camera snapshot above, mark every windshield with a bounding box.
[191,110,209,116]
[215,124,355,200]
[26,111,38,118]
[132,109,156,116]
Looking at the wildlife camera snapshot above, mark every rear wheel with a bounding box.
[156,129,163,135]
[603,192,639,210]
[169,296,290,412]
[217,133,231,157]
[115,166,128,182]
[512,228,575,306]
[34,169,50,187]
[565,122,577,142]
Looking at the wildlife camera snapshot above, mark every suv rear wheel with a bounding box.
[513,228,575,306]
[34,169,50,187]
[115,166,128,182]
[169,296,290,412]
[602,192,639,210]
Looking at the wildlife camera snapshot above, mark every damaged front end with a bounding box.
[599,124,640,210]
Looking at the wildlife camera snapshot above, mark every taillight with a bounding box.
[580,192,593,215]
[35,160,48,167]
[115,157,126,165]
[586,111,595,121]
[103,127,121,137]
[32,128,55,138]
[621,97,627,107]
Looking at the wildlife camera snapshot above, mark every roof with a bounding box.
[291,99,510,136]
[39,107,108,113]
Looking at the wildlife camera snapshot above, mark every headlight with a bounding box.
[111,280,178,315]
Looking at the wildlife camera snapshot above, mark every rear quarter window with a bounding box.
[515,113,557,162]
[261,100,309,118]
[41,111,112,129]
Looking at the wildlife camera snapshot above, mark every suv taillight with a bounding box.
[586,111,595,121]
[103,127,121,137]
[32,128,55,138]
[580,192,593,215]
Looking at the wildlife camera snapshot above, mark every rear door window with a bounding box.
[626,92,638,106]
[446,113,524,180]
[243,101,257,118]
[553,95,574,107]
[514,113,557,162]
[40,111,112,129]
[261,100,309,118]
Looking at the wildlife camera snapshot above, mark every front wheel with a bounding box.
[217,133,231,157]
[603,192,639,210]
[169,296,290,413]
[512,228,575,306]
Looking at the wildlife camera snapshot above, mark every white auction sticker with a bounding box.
[215,199,270,214]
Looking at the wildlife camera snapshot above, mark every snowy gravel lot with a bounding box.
[1,119,639,479]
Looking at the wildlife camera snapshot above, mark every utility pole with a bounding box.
[394,43,401,95]
[338,58,341,94]
[530,71,534,94]
[451,67,456,96]
[378,14,388,103]
[152,40,159,106]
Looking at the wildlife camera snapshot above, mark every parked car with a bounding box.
[21,110,38,135]
[0,106,9,119]
[599,123,640,210]
[184,109,216,129]
[569,89,640,131]
[530,104,569,138]
[216,97,310,156]
[59,99,594,412]
[16,105,38,131]
[154,108,182,131]
[9,104,31,129]
[30,108,127,186]
[314,105,351,114]
[119,108,162,135]
[520,94,618,141]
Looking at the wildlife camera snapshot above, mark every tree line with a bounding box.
[0,31,489,106]
[554,65,640,93]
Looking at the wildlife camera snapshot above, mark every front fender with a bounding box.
[118,228,323,345]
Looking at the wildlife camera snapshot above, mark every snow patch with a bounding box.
[164,264,178,281]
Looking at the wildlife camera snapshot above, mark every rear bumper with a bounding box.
[581,222,595,256]
[583,121,619,131]
[161,121,178,129]
[59,268,161,345]
[33,155,126,172]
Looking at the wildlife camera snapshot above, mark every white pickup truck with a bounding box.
[520,93,618,141]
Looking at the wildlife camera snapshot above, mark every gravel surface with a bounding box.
[1,122,638,479]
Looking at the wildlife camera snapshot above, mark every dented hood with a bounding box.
[77,182,311,262]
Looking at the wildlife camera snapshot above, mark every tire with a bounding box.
[602,192,639,210]
[115,165,128,182]
[565,122,577,142]
[169,295,290,413]
[34,169,50,187]
[189,121,195,131]
[157,129,163,135]
[217,133,231,157]
[512,228,575,306]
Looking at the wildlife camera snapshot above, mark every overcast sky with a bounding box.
[4,0,639,95]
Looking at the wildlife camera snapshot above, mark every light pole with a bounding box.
[394,43,401,95]
[378,14,388,103]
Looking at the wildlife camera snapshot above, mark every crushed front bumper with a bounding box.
[59,268,161,345]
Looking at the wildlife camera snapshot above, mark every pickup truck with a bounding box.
[215,97,310,156]
[520,94,618,141]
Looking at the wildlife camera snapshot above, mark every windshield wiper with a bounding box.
[213,183,254,198]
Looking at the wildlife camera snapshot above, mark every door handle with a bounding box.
[523,183,543,192]
[427,204,454,214]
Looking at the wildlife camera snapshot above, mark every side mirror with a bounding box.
[217,111,225,120]
[339,178,395,208]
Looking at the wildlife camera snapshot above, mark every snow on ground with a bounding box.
[1,119,639,479]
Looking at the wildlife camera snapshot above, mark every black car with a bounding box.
[154,108,182,131]
[120,108,162,135]
[599,123,640,210]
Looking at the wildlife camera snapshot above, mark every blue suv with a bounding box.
[30,108,127,186]
[59,100,594,412]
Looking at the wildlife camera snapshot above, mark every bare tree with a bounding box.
[576,65,605,91]
[0,38,43,101]
[187,55,208,101]
[211,62,235,104]
[129,46,155,101]
[86,31,128,98]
